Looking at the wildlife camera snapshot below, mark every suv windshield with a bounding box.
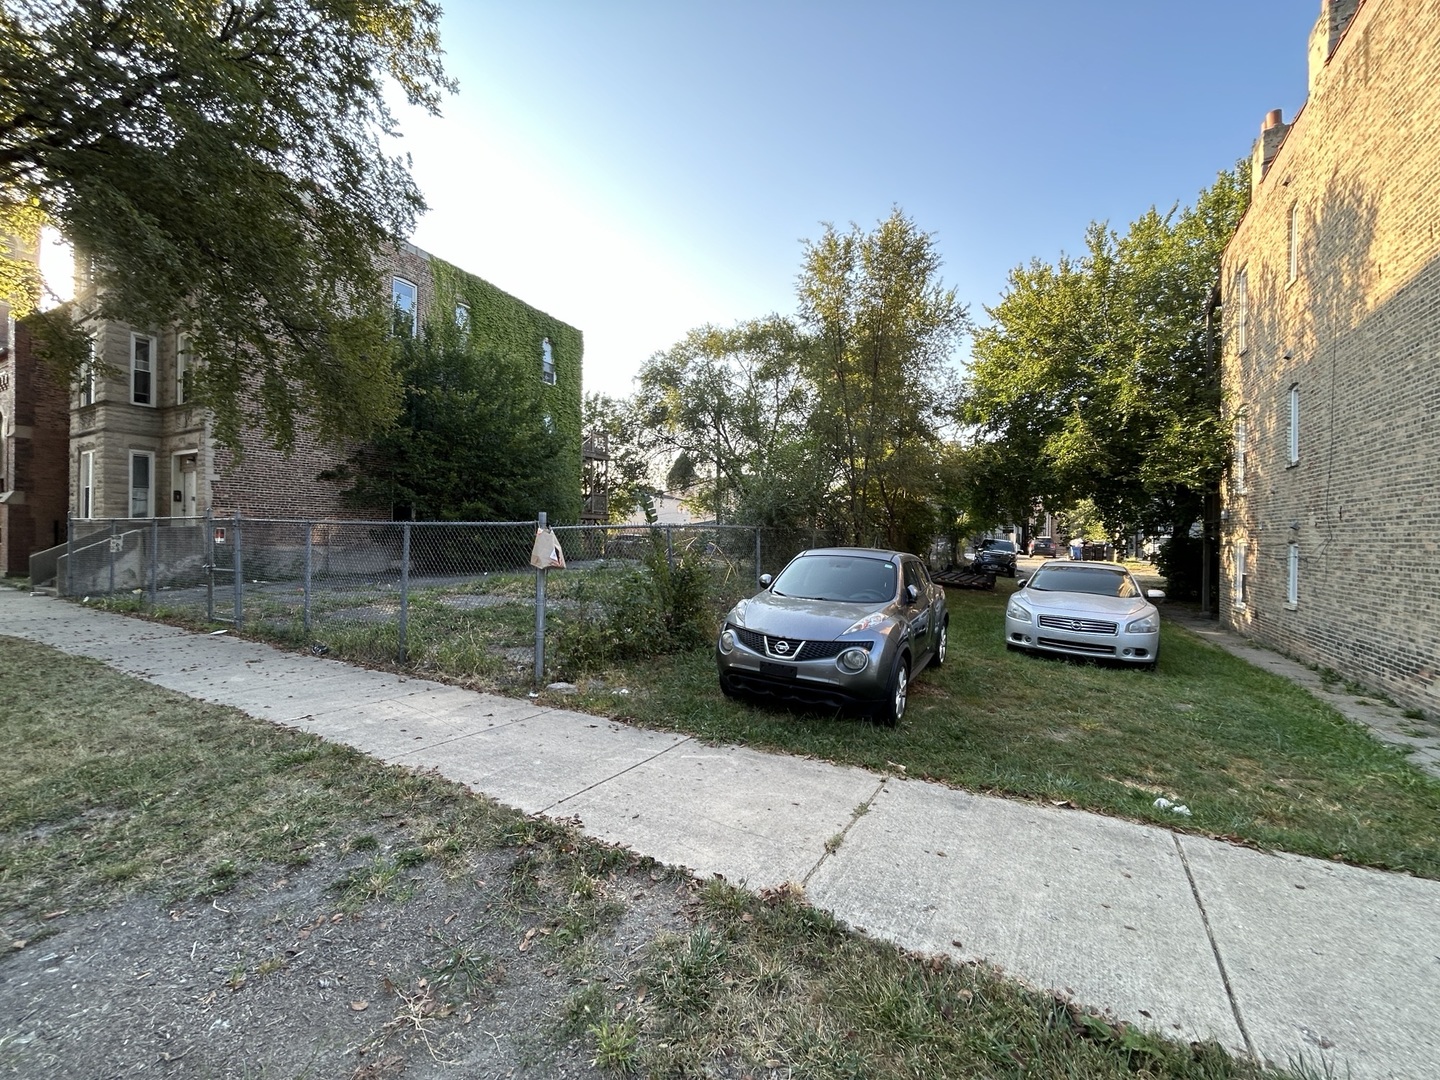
[771,554,897,603]
[981,539,1016,553]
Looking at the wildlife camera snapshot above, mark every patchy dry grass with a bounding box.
[0,635,1305,1079]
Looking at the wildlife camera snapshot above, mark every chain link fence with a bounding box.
[61,513,820,681]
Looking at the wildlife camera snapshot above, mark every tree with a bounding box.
[797,208,968,550]
[635,316,826,529]
[0,0,454,450]
[963,167,1249,541]
[324,327,564,522]
[581,391,656,523]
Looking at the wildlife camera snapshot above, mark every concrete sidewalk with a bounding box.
[3,589,1438,1079]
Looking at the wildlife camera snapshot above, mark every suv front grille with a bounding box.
[730,626,859,662]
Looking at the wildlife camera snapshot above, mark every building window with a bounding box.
[1234,266,1248,354]
[1286,543,1299,606]
[129,450,155,518]
[1287,384,1300,465]
[79,450,94,519]
[455,303,470,332]
[176,332,191,405]
[1287,202,1300,283]
[392,277,418,335]
[1233,540,1249,611]
[541,337,556,384]
[1233,417,1247,493]
[131,333,155,406]
[79,337,97,406]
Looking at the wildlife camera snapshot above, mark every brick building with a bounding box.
[1,319,70,576]
[1219,0,1440,715]
[61,241,583,527]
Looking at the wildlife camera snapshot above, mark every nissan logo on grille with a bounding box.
[772,640,791,655]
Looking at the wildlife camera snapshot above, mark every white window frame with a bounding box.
[1234,266,1248,353]
[392,276,418,335]
[1287,384,1300,465]
[1234,417,1247,493]
[541,336,556,385]
[1233,540,1248,611]
[1286,542,1300,606]
[1287,203,1300,283]
[130,333,155,406]
[176,332,191,405]
[79,450,95,519]
[128,450,155,519]
[79,336,97,406]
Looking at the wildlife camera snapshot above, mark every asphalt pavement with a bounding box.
[3,587,1438,1079]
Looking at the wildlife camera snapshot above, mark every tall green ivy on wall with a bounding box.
[327,256,584,522]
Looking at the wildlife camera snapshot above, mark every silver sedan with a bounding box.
[1004,561,1164,668]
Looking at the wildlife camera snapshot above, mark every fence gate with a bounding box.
[205,513,244,628]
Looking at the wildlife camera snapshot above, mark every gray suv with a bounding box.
[973,538,1018,577]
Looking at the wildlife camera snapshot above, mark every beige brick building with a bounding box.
[1220,0,1440,716]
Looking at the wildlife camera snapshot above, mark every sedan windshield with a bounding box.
[771,554,897,603]
[1029,566,1141,598]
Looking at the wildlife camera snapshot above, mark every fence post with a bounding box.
[534,511,547,684]
[303,522,313,634]
[398,521,411,664]
[148,516,158,607]
[65,513,74,596]
[205,509,214,622]
[232,512,243,629]
[108,519,116,596]
[666,525,674,572]
[755,527,762,587]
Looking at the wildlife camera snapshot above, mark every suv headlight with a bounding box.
[1126,612,1159,634]
[1006,598,1032,623]
[837,646,871,673]
[844,613,893,634]
[718,628,736,654]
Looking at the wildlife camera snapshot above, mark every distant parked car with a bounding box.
[972,538,1018,577]
[715,547,948,726]
[1029,536,1057,557]
[1004,561,1165,668]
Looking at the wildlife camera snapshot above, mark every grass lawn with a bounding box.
[564,580,1440,881]
[89,562,1440,881]
[0,635,1306,1079]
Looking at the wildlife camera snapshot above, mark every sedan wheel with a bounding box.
[875,655,909,728]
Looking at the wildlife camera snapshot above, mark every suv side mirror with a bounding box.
[906,583,920,604]
[759,574,773,589]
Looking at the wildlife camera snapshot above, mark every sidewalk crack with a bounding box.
[541,734,697,815]
[1174,833,1257,1063]
[801,777,889,887]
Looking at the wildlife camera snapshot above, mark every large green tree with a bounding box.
[325,327,564,521]
[797,209,969,550]
[0,0,453,450]
[635,316,827,530]
[963,167,1249,539]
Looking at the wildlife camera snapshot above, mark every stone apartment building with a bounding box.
[1219,0,1440,715]
[60,242,583,531]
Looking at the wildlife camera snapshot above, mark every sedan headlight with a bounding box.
[837,646,871,673]
[1006,598,1032,623]
[1126,611,1159,634]
[844,612,893,635]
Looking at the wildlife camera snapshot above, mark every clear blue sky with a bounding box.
[396,1,1318,398]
